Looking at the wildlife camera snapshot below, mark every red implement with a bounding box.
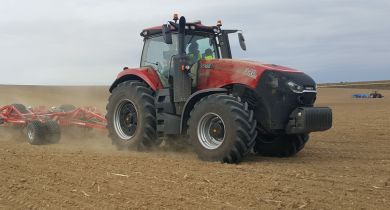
[0,104,107,144]
[1,104,106,129]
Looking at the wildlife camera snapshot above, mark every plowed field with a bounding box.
[0,86,389,209]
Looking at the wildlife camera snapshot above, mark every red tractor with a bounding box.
[106,15,332,163]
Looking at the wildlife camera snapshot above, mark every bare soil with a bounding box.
[0,86,389,209]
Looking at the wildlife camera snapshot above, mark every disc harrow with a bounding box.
[0,104,107,144]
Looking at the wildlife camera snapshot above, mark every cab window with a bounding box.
[141,35,178,87]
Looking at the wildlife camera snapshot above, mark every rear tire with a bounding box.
[106,81,161,150]
[188,94,257,163]
[44,120,61,144]
[254,133,309,157]
[26,121,46,145]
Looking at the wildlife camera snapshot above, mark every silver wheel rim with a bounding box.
[113,99,138,140]
[197,112,226,150]
[27,127,34,140]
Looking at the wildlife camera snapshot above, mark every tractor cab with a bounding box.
[139,15,245,88]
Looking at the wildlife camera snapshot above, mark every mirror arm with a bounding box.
[168,21,178,29]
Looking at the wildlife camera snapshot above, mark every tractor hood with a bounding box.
[236,60,303,73]
[197,59,315,91]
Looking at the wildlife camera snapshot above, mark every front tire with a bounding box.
[106,81,160,150]
[188,94,257,163]
[254,133,309,157]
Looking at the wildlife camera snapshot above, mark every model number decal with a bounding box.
[200,63,214,69]
[243,68,257,78]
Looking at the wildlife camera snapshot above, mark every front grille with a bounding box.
[255,70,318,132]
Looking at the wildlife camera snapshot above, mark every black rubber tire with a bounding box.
[44,120,61,144]
[26,121,46,145]
[106,81,160,150]
[254,133,309,157]
[59,104,76,112]
[188,94,257,163]
[12,104,29,114]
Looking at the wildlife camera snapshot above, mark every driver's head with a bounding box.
[189,42,199,54]
[205,48,213,56]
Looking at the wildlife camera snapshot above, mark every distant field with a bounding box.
[319,80,390,90]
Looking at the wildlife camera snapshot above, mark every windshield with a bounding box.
[185,34,219,63]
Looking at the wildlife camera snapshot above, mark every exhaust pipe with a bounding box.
[178,16,186,55]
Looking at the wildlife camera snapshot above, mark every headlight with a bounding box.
[286,81,304,93]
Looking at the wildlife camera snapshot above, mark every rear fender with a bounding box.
[180,88,227,134]
[109,68,163,92]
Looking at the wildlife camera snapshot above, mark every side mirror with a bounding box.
[162,24,172,44]
[238,33,246,51]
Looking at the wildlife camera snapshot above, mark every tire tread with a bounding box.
[188,94,257,163]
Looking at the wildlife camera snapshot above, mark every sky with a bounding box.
[0,0,389,85]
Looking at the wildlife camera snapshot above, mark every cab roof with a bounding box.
[140,21,219,37]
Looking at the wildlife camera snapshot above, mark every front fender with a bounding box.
[109,67,163,92]
[180,88,228,134]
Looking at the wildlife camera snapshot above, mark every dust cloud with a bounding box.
[0,85,193,154]
[0,85,114,152]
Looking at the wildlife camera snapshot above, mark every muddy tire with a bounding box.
[26,121,46,145]
[106,81,160,150]
[59,104,76,112]
[188,94,257,163]
[254,134,309,157]
[44,120,61,144]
